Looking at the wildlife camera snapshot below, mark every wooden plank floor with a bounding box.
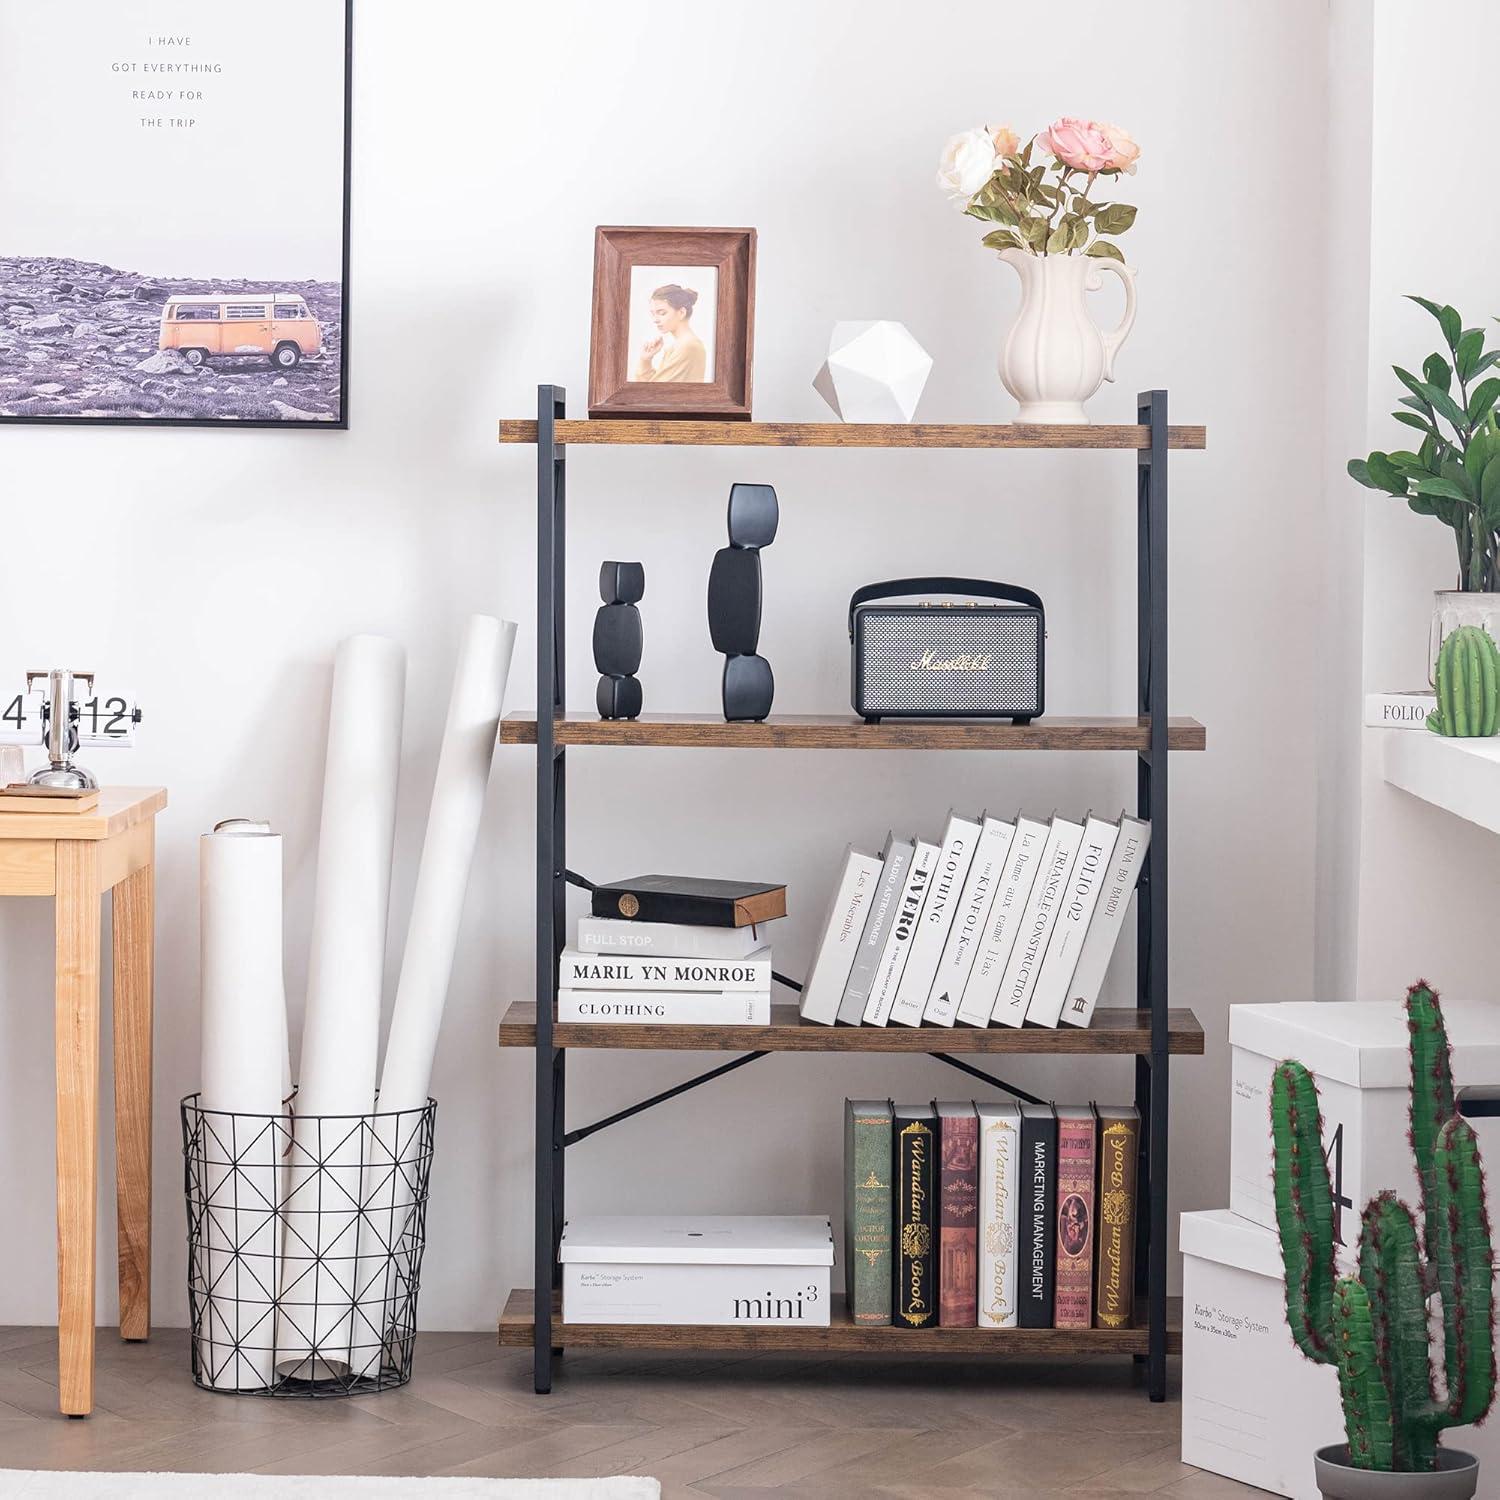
[0,1326,1258,1497]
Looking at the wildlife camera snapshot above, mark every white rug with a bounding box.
[0,1477,659,1500]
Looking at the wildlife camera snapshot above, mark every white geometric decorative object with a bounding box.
[813,320,933,423]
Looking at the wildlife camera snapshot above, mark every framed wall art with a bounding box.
[0,0,352,428]
[588,226,756,420]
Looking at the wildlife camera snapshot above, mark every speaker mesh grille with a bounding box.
[855,610,1042,716]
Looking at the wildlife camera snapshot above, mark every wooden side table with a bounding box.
[0,786,166,1416]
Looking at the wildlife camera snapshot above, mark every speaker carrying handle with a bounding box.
[847,577,1044,637]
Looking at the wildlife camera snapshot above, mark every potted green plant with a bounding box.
[1270,981,1494,1497]
[1350,299,1500,733]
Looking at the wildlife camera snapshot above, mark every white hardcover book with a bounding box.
[977,1101,1021,1328]
[864,839,939,1026]
[888,811,981,1028]
[561,948,772,992]
[837,833,912,1025]
[577,916,778,959]
[799,845,884,1024]
[922,815,1015,1027]
[557,989,770,1025]
[991,815,1084,1028]
[1364,690,1437,729]
[1060,815,1151,1029]
[1023,814,1121,1028]
[956,815,1049,1027]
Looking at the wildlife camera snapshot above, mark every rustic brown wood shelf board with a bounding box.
[499,418,1206,450]
[497,1001,1205,1055]
[498,711,1206,752]
[498,1289,1183,1355]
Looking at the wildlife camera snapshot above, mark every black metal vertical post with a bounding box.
[534,385,567,1394]
[1137,390,1170,1401]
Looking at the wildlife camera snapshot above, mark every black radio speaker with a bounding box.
[849,577,1044,724]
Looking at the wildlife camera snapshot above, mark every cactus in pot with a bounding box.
[1427,624,1500,736]
[1271,981,1495,1495]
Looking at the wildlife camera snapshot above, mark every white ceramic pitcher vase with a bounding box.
[997,248,1137,424]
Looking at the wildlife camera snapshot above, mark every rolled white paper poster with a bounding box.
[354,614,516,1375]
[277,633,405,1381]
[197,821,287,1391]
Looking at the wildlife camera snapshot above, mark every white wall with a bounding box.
[0,0,1329,1330]
[1353,0,1500,1001]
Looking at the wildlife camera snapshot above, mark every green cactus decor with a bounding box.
[1428,624,1500,736]
[1270,981,1496,1473]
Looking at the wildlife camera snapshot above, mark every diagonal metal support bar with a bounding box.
[931,1052,1046,1107]
[563,1051,771,1147]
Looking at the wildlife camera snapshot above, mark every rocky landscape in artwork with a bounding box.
[0,256,343,422]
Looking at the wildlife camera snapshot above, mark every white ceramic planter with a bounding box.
[997,248,1136,423]
[1429,590,1500,682]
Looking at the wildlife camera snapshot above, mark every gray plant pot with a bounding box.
[1313,1445,1479,1500]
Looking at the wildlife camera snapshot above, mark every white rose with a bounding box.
[936,127,999,204]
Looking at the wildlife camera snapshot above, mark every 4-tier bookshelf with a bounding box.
[496,387,1207,1401]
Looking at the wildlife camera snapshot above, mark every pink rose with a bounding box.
[1096,122,1140,174]
[989,124,1020,160]
[1038,116,1114,174]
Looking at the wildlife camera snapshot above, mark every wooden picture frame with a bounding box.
[588,226,756,420]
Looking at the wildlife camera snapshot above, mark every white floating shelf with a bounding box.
[1383,730,1500,835]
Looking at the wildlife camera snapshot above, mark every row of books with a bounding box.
[558,873,789,1023]
[846,1098,1139,1330]
[803,811,1149,1030]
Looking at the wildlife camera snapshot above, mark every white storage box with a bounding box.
[559,1214,834,1326]
[1229,1000,1500,1269]
[1182,1210,1342,1499]
[1182,1208,1498,1495]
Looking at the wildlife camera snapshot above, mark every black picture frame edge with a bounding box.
[0,0,353,433]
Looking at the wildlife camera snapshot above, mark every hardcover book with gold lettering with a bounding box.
[936,1101,979,1325]
[844,1099,893,1325]
[1054,1104,1098,1329]
[892,1104,937,1328]
[977,1101,1020,1327]
[1094,1105,1140,1328]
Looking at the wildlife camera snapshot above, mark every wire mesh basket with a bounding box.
[181,1093,437,1397]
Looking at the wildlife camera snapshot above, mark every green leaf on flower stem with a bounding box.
[1348,458,1373,486]
[1086,239,1124,261]
[1467,377,1500,422]
[982,229,1023,251]
[1422,382,1470,432]
[1416,475,1471,503]
[1020,139,1033,167]
[1409,493,1438,516]
[1366,452,1408,493]
[1408,295,1462,349]
[1393,411,1437,438]
[1482,456,1500,527]
[1094,203,1138,235]
[1073,198,1097,216]
[1424,353,1452,393]
[1395,366,1430,400]
[1018,216,1048,247]
[1070,217,1090,251]
[1398,395,1431,415]
[1045,224,1072,254]
[1465,423,1493,485]
[1457,328,1486,382]
[1474,350,1500,377]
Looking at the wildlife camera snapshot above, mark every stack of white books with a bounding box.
[799,810,1149,1029]
[559,917,779,1024]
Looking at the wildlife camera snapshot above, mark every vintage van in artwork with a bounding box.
[158,294,324,369]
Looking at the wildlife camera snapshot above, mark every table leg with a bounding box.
[55,840,101,1417]
[113,839,153,1343]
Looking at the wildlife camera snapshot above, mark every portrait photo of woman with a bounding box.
[626,266,717,384]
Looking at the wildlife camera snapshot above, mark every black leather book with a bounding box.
[590,874,787,928]
[893,1103,938,1328]
[1018,1102,1058,1328]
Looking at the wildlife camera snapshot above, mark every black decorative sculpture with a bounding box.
[707,483,778,721]
[594,560,645,719]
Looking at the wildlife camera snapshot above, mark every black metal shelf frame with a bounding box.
[524,385,1177,1400]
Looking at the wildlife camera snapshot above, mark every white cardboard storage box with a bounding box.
[1229,1000,1500,1270]
[1182,1209,1340,1499]
[1182,1208,1499,1496]
[559,1214,834,1326]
